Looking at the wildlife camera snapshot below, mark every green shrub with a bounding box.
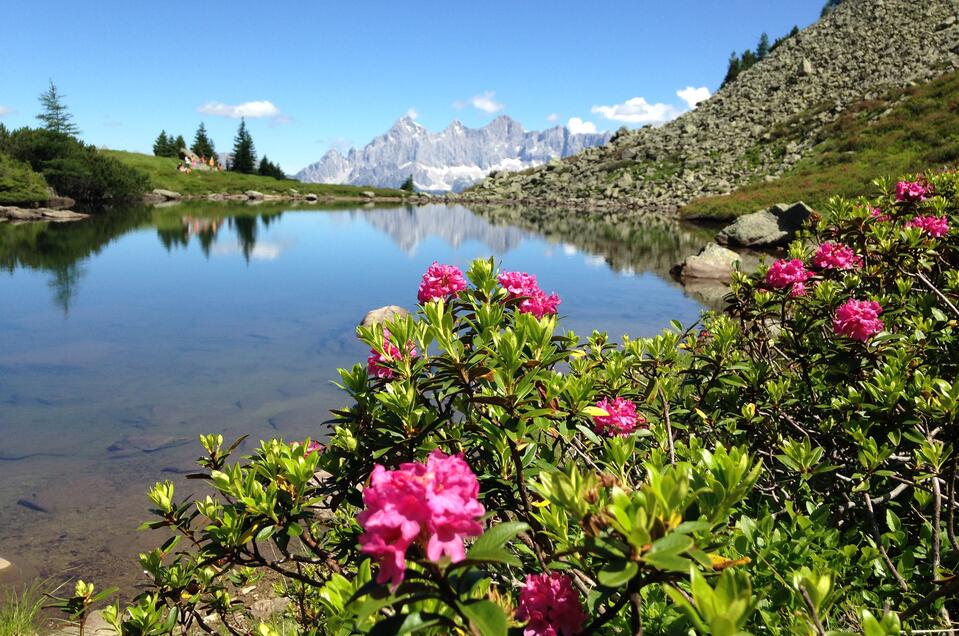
[73,171,959,635]
[1,128,148,203]
[0,152,49,205]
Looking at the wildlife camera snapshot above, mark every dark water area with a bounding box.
[0,202,714,590]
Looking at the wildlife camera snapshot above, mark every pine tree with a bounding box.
[756,32,770,60]
[231,119,256,174]
[721,52,741,88]
[173,135,186,155]
[36,80,80,136]
[153,130,171,156]
[400,175,415,192]
[258,156,285,179]
[191,122,216,159]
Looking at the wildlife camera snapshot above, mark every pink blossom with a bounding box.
[498,271,540,298]
[592,397,644,436]
[833,299,884,342]
[304,440,324,455]
[357,450,485,588]
[812,242,863,270]
[367,328,418,379]
[765,259,812,295]
[870,207,890,222]
[906,215,949,238]
[790,282,807,297]
[499,270,562,319]
[516,572,587,636]
[417,262,467,303]
[895,180,929,203]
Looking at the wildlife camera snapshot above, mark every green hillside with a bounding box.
[103,150,401,198]
[680,70,959,220]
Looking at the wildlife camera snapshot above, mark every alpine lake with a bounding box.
[0,201,719,590]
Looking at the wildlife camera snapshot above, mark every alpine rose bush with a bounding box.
[592,397,643,436]
[499,269,562,318]
[832,299,884,342]
[812,241,862,270]
[764,258,811,293]
[906,214,949,237]
[366,328,417,379]
[895,179,929,202]
[417,261,467,303]
[357,450,485,587]
[516,572,587,636]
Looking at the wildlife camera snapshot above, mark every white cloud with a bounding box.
[198,100,282,119]
[0,105,14,117]
[453,90,504,114]
[591,97,680,126]
[546,113,559,123]
[677,86,711,109]
[405,107,419,120]
[566,117,598,134]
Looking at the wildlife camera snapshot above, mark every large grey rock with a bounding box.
[715,202,812,248]
[0,557,11,572]
[360,305,411,328]
[245,190,265,200]
[0,206,88,223]
[361,190,377,198]
[151,188,182,200]
[675,243,743,281]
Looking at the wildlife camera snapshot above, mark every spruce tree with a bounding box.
[230,119,256,174]
[37,80,80,136]
[721,52,740,87]
[173,135,186,154]
[191,122,216,159]
[400,175,415,192]
[757,32,770,60]
[153,130,171,156]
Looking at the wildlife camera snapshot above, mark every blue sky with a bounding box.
[0,1,824,172]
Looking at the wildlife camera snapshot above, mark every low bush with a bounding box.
[0,152,50,205]
[1,128,148,203]
[69,171,958,634]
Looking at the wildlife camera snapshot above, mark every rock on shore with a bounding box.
[0,205,88,223]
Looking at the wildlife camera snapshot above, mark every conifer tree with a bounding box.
[400,175,415,192]
[721,52,740,87]
[757,32,770,60]
[36,80,80,136]
[257,156,285,179]
[191,122,216,159]
[231,119,256,174]
[153,130,171,156]
[173,135,186,155]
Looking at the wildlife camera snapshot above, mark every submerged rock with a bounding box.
[715,202,812,248]
[674,243,743,281]
[0,205,88,223]
[0,557,12,572]
[360,305,411,327]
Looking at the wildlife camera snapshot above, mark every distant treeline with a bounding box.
[151,120,284,179]
[721,0,846,89]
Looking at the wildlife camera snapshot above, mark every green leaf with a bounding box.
[597,560,638,588]
[458,600,507,636]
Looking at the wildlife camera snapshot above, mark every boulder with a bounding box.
[673,243,743,281]
[361,190,376,198]
[245,190,265,200]
[715,202,812,248]
[0,557,11,572]
[47,195,76,209]
[40,209,88,221]
[360,305,411,328]
[151,188,182,200]
[304,193,318,202]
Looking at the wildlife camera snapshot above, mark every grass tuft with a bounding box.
[0,581,45,636]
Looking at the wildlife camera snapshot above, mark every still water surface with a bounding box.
[0,202,712,588]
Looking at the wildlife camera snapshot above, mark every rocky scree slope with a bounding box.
[295,116,611,193]
[462,0,959,213]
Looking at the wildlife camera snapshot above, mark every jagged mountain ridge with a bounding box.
[295,116,612,192]
[463,0,959,213]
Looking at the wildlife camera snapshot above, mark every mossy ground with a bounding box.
[680,69,959,220]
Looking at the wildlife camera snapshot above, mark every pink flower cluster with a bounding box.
[516,572,587,636]
[304,440,324,455]
[498,270,561,319]
[833,299,884,342]
[367,328,418,379]
[417,262,467,303]
[895,180,929,203]
[592,397,644,436]
[765,259,812,297]
[812,242,862,270]
[906,215,949,238]
[870,207,890,222]
[357,450,485,588]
